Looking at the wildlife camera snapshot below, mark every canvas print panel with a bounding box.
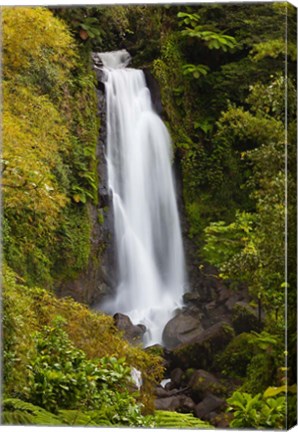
[2,2,297,429]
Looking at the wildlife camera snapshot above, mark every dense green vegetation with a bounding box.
[2,7,163,427]
[2,263,163,424]
[2,3,296,429]
[3,7,99,287]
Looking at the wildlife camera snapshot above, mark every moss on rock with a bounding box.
[171,322,235,370]
[215,332,254,378]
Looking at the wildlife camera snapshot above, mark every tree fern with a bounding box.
[57,409,97,426]
[153,410,213,429]
[57,409,114,426]
[88,409,113,426]
[2,398,62,425]
[2,399,115,427]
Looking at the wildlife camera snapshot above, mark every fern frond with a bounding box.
[58,409,113,426]
[2,410,35,425]
[2,399,62,425]
[153,410,213,429]
[58,409,96,426]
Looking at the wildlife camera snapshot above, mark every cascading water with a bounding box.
[99,50,186,346]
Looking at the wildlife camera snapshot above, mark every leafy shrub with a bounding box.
[216,329,284,395]
[28,287,163,412]
[3,267,163,414]
[2,7,75,80]
[3,7,100,288]
[28,316,100,412]
[2,265,39,399]
[227,390,286,429]
[241,353,276,395]
[240,331,283,394]
[27,316,151,426]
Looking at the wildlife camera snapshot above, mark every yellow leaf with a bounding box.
[264,386,287,398]
[72,194,81,203]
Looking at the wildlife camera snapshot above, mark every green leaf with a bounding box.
[263,386,287,398]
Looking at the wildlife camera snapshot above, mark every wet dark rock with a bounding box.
[92,52,104,68]
[171,321,235,370]
[188,369,225,402]
[205,300,217,311]
[155,395,195,412]
[155,386,190,399]
[154,396,181,411]
[183,291,201,305]
[113,313,146,344]
[143,69,162,115]
[162,312,203,349]
[155,387,173,398]
[165,381,176,391]
[216,283,232,304]
[225,295,241,312]
[232,301,262,334]
[180,396,196,413]
[194,394,225,420]
[137,324,147,333]
[170,368,184,388]
[222,284,250,312]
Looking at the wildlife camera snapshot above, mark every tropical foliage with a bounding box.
[3,7,99,287]
[2,3,296,429]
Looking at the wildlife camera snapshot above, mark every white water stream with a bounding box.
[99,50,186,346]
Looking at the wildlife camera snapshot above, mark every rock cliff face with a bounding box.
[56,55,116,306]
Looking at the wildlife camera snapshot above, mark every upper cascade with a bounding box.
[97,51,186,346]
[96,49,131,69]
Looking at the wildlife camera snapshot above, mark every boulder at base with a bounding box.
[188,369,225,402]
[194,394,225,420]
[232,301,262,334]
[155,395,195,412]
[212,412,234,428]
[113,313,146,344]
[170,368,184,388]
[171,321,235,369]
[162,312,203,349]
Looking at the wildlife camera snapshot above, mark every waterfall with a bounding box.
[99,50,186,346]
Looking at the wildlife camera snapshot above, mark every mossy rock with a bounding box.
[215,332,254,377]
[171,322,235,370]
[183,368,196,382]
[145,343,166,359]
[188,369,226,401]
[162,312,203,349]
[241,352,276,394]
[231,302,262,335]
